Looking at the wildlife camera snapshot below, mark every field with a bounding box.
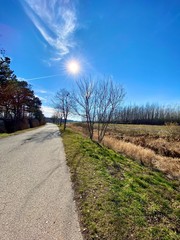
[71,123,180,180]
[61,127,180,240]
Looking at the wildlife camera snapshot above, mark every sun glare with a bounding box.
[66,60,80,75]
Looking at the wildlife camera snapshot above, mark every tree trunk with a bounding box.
[64,118,67,131]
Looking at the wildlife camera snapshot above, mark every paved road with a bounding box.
[0,123,83,240]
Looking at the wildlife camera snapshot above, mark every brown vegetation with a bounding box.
[70,123,180,180]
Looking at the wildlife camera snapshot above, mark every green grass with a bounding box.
[61,128,180,240]
[0,133,10,138]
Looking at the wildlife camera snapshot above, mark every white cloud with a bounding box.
[36,89,47,94]
[18,77,28,82]
[42,106,82,120]
[41,105,55,117]
[21,0,77,59]
[35,94,47,102]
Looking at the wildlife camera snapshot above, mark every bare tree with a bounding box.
[51,110,62,125]
[95,78,125,142]
[72,77,125,142]
[54,89,71,130]
[72,77,97,139]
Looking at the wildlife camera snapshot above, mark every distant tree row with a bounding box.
[0,55,45,132]
[113,104,180,125]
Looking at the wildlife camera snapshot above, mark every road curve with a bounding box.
[0,123,83,240]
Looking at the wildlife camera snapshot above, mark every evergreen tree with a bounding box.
[0,54,45,130]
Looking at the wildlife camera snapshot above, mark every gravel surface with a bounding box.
[0,123,83,240]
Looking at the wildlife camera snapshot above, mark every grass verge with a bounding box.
[61,128,180,240]
[0,125,45,139]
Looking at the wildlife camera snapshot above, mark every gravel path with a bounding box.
[0,123,83,240]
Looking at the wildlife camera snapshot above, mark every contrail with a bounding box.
[27,74,62,81]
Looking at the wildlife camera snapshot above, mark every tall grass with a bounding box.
[102,135,180,180]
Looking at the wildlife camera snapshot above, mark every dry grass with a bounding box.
[69,123,180,180]
[110,135,180,158]
[101,135,180,180]
[107,124,180,158]
[108,123,180,140]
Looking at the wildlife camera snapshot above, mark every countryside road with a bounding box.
[0,123,83,240]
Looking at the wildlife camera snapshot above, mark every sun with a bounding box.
[66,59,81,75]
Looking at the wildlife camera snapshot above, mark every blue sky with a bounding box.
[0,0,180,117]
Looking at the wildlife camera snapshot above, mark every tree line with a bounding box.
[113,104,180,125]
[0,54,45,133]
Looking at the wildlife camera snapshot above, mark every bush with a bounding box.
[0,119,6,133]
[29,119,40,128]
[4,118,30,133]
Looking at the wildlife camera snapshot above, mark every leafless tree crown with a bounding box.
[72,77,125,142]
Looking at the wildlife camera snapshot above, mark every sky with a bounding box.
[0,0,180,117]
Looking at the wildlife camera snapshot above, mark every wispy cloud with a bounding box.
[26,74,62,81]
[36,89,47,94]
[35,94,47,101]
[18,74,62,81]
[20,0,77,60]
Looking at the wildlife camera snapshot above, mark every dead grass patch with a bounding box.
[101,135,180,180]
